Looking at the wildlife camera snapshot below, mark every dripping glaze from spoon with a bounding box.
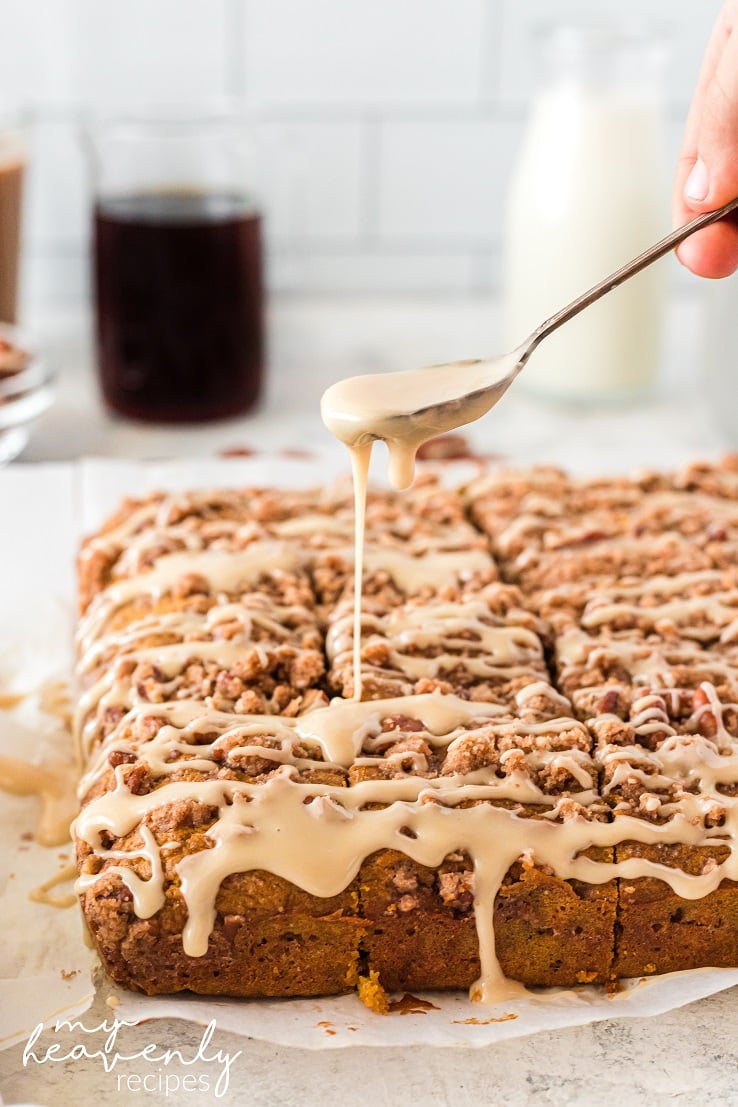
[320,348,524,492]
[322,352,523,702]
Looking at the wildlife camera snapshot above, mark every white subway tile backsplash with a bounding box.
[68,0,230,106]
[253,121,364,241]
[0,1,74,109]
[496,0,722,110]
[25,118,88,250]
[377,118,520,242]
[270,248,478,294]
[240,0,487,107]
[6,0,725,303]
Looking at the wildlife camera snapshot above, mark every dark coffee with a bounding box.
[0,156,24,325]
[94,191,263,422]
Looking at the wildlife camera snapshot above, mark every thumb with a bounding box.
[677,23,738,276]
[685,25,738,209]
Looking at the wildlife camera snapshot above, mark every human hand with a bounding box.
[673,0,738,277]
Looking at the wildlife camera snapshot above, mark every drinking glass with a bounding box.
[85,105,264,422]
[0,118,26,325]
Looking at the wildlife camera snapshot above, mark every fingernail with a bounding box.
[686,156,709,202]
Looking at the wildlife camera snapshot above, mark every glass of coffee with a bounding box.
[0,119,26,325]
[85,106,264,422]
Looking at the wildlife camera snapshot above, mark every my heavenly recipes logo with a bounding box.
[23,1015,241,1098]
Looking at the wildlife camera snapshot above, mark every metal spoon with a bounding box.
[321,196,738,488]
[450,196,738,405]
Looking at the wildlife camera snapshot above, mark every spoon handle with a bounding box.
[523,195,738,361]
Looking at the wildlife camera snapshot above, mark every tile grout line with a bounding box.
[225,0,246,101]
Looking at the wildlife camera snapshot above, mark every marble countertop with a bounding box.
[16,291,738,471]
[2,292,738,1106]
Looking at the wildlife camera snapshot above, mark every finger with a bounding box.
[672,4,733,219]
[674,7,738,275]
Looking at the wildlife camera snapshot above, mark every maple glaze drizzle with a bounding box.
[0,679,77,847]
[29,863,78,909]
[72,481,738,1004]
[0,755,77,846]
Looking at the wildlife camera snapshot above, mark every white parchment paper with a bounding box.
[0,464,95,1051]
[2,454,738,1052]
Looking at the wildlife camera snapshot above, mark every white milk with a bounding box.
[503,29,669,402]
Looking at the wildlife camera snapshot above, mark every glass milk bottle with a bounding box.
[503,26,669,402]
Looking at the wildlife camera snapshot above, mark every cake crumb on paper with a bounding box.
[389,994,440,1016]
[358,970,389,1015]
[452,1013,518,1026]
